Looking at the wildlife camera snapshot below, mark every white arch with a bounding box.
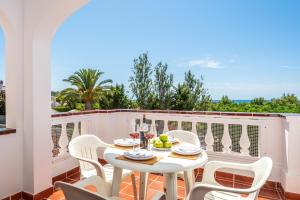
[23,0,90,194]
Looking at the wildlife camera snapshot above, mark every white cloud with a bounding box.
[279,65,290,69]
[186,58,222,69]
[279,65,300,70]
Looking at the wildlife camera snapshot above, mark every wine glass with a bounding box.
[145,125,155,151]
[129,123,140,151]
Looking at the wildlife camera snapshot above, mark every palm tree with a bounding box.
[62,68,112,110]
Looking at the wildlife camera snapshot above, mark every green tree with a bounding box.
[219,96,234,105]
[251,97,266,106]
[101,84,132,109]
[172,70,211,110]
[129,53,153,109]
[56,88,81,110]
[62,68,112,110]
[153,62,174,109]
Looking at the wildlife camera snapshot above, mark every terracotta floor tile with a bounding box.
[119,192,134,200]
[120,182,130,192]
[146,188,162,200]
[149,181,164,192]
[215,178,234,188]
[177,179,185,188]
[156,175,165,182]
[47,172,282,200]
[234,181,252,189]
[177,186,185,198]
[120,184,137,196]
[148,173,159,181]
[259,188,281,200]
[133,171,140,178]
[196,174,203,182]
[123,175,134,184]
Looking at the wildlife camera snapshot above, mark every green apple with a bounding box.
[153,138,160,144]
[149,138,155,144]
[164,141,172,148]
[159,134,168,142]
[154,141,163,148]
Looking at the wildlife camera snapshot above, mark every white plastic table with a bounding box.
[104,147,208,200]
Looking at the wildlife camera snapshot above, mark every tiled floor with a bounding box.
[48,170,283,200]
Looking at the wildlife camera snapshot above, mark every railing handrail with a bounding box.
[51,109,288,118]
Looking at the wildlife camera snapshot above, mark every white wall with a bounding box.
[0,0,23,198]
[0,0,90,197]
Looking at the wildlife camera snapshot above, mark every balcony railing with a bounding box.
[51,110,284,165]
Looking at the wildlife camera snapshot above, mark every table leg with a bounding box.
[111,166,123,197]
[164,172,177,200]
[184,169,195,196]
[139,172,149,200]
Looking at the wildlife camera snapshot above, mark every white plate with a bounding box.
[114,138,140,147]
[168,137,179,144]
[123,150,155,161]
[172,145,202,155]
[152,146,172,151]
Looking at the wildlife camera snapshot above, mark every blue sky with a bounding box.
[1,0,300,99]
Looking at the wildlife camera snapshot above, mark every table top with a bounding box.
[103,147,208,173]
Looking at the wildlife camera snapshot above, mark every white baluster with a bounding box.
[81,120,89,135]
[205,123,214,151]
[222,123,231,153]
[72,121,80,140]
[59,123,69,155]
[192,121,197,134]
[163,120,169,133]
[178,121,182,130]
[150,119,158,137]
[240,125,251,155]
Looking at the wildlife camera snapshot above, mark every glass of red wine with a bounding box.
[145,126,155,151]
[129,124,140,151]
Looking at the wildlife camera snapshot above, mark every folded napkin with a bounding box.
[174,145,201,153]
[111,144,136,150]
[168,152,201,160]
[124,150,153,158]
[116,155,163,165]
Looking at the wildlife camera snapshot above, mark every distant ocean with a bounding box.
[213,100,252,104]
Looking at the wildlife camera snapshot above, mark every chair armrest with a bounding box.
[202,160,253,184]
[74,155,106,179]
[55,181,108,200]
[186,183,255,200]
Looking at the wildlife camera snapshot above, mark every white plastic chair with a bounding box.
[68,135,137,199]
[186,157,273,200]
[166,130,200,147]
[166,130,201,193]
[55,175,119,200]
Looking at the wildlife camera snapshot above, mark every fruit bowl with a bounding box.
[150,134,173,151]
[151,146,172,151]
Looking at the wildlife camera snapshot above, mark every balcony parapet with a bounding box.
[51,109,289,118]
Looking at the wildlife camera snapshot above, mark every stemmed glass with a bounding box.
[129,123,140,151]
[144,125,155,151]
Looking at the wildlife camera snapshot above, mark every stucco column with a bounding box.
[22,0,90,195]
[282,115,300,194]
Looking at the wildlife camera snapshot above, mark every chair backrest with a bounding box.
[55,176,109,200]
[248,157,273,199]
[69,135,109,175]
[188,157,273,200]
[166,130,200,146]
